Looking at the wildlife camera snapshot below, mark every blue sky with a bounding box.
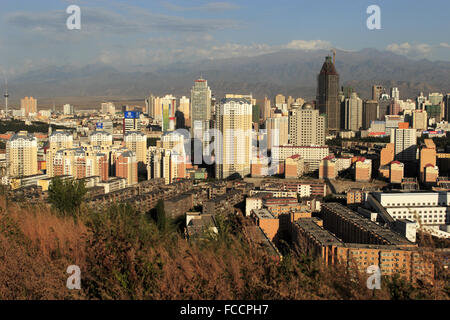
[1,0,449,76]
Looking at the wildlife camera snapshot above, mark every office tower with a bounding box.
[63,104,74,115]
[190,78,212,137]
[445,94,450,121]
[429,92,443,105]
[90,131,113,147]
[215,98,252,180]
[124,131,147,164]
[123,111,141,133]
[378,95,391,120]
[317,56,340,132]
[160,132,186,155]
[179,96,190,126]
[344,93,363,131]
[363,100,379,129]
[47,130,73,177]
[115,150,138,186]
[265,116,289,150]
[412,110,427,131]
[372,85,384,100]
[160,95,177,132]
[391,87,400,101]
[289,103,325,146]
[390,128,417,162]
[6,131,38,177]
[101,102,116,115]
[20,97,37,117]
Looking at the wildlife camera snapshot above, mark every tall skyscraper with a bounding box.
[6,131,38,177]
[215,98,252,180]
[288,103,325,146]
[344,93,363,131]
[317,56,340,132]
[190,78,212,136]
[20,97,37,117]
[363,100,379,129]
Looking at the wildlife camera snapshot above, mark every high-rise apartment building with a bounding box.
[53,148,108,181]
[317,56,340,132]
[124,131,147,164]
[90,131,113,147]
[288,103,325,146]
[114,150,138,186]
[161,95,177,132]
[344,93,363,131]
[6,131,38,177]
[147,147,186,185]
[215,98,252,180]
[20,97,37,117]
[179,96,190,126]
[47,130,73,177]
[390,128,417,162]
[362,100,379,129]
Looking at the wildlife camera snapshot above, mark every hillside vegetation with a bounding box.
[0,196,448,300]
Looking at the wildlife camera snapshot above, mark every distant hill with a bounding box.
[5,48,450,107]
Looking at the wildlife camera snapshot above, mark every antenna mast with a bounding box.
[331,49,336,65]
[4,78,8,115]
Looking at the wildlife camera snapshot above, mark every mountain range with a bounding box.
[5,48,450,108]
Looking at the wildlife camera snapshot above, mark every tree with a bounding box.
[155,199,167,232]
[47,177,87,217]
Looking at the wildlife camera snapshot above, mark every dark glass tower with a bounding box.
[317,56,340,132]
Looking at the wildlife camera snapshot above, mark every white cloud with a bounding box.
[285,40,332,51]
[386,42,432,57]
[162,1,240,12]
[439,42,450,48]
